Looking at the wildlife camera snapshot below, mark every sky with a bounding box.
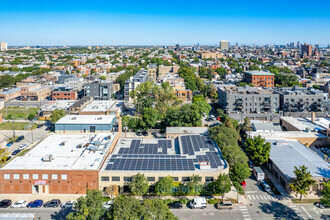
[1,0,330,46]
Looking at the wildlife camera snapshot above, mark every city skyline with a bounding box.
[1,0,330,46]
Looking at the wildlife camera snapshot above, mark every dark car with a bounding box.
[12,149,21,155]
[136,132,142,136]
[168,201,183,209]
[314,202,329,209]
[142,131,148,136]
[6,141,13,147]
[0,200,12,208]
[27,200,43,208]
[44,199,61,208]
[16,136,24,142]
[37,124,44,128]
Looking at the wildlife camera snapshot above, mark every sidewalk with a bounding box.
[0,194,82,203]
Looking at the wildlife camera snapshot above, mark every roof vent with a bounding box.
[60,141,66,146]
[199,161,211,170]
[97,117,102,120]
[71,117,76,120]
[42,154,54,162]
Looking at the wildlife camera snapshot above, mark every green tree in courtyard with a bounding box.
[289,165,316,201]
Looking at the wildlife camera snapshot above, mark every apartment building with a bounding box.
[220,40,229,50]
[124,69,148,101]
[218,85,280,121]
[147,64,157,81]
[201,52,222,59]
[64,77,84,91]
[276,86,325,112]
[244,71,275,88]
[0,41,7,51]
[51,86,77,101]
[84,81,114,100]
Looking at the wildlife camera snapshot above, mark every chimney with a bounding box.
[311,112,315,123]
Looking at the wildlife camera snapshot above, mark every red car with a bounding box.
[241,180,246,188]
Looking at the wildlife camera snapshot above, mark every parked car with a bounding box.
[189,197,207,209]
[6,141,13,147]
[27,200,43,208]
[260,180,271,192]
[102,201,113,209]
[5,156,11,162]
[142,131,148,136]
[61,201,76,209]
[136,132,142,136]
[11,200,27,208]
[37,124,44,128]
[44,199,61,208]
[16,136,24,142]
[0,200,12,208]
[216,201,233,210]
[12,149,21,155]
[19,144,28,150]
[168,201,183,209]
[314,202,329,209]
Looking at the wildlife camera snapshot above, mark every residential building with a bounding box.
[301,43,312,56]
[124,69,148,101]
[0,133,118,195]
[276,86,325,112]
[55,115,116,133]
[0,41,7,51]
[51,86,77,101]
[64,77,84,91]
[218,85,280,121]
[244,71,275,88]
[69,96,93,114]
[220,40,229,51]
[84,81,114,100]
[57,74,76,84]
[147,64,157,81]
[175,90,193,102]
[98,135,228,192]
[201,52,222,59]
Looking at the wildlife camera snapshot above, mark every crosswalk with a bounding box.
[239,205,251,220]
[289,205,307,220]
[247,194,276,201]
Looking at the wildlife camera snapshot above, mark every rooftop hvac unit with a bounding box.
[94,140,101,146]
[60,141,66,146]
[42,154,54,162]
[71,117,76,120]
[97,117,102,120]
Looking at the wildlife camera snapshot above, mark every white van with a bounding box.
[253,166,265,181]
[189,197,207,209]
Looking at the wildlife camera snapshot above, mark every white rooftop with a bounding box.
[81,100,116,112]
[41,100,77,112]
[250,131,325,138]
[56,115,116,125]
[281,117,330,132]
[267,139,330,178]
[3,133,117,170]
[166,127,208,135]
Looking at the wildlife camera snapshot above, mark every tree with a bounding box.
[100,75,106,80]
[209,125,239,147]
[321,181,330,206]
[209,174,231,200]
[155,175,174,196]
[142,108,160,129]
[215,67,227,79]
[186,175,203,196]
[109,196,146,220]
[105,185,119,198]
[66,189,105,220]
[129,173,149,196]
[143,199,178,220]
[0,148,9,165]
[50,109,65,124]
[289,165,316,201]
[249,65,260,71]
[245,136,271,165]
[229,162,251,183]
[28,113,35,121]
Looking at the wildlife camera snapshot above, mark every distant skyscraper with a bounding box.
[297,41,301,49]
[301,43,312,56]
[175,44,180,51]
[0,42,7,51]
[220,40,229,50]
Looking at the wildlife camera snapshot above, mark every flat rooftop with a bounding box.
[267,139,330,178]
[281,117,330,132]
[102,135,226,172]
[3,133,117,170]
[245,70,274,76]
[250,131,325,138]
[41,100,77,112]
[166,127,208,135]
[56,115,116,125]
[81,100,123,112]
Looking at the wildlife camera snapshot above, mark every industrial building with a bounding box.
[98,135,228,192]
[0,133,118,195]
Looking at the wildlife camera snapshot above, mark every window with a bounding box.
[147,177,155,182]
[101,176,110,181]
[13,174,20,179]
[23,174,29,180]
[158,177,164,181]
[172,177,178,181]
[32,174,39,179]
[205,177,214,182]
[112,177,120,181]
[4,174,10,180]
[124,177,132,182]
[42,174,48,180]
[61,174,67,180]
[52,174,58,180]
[182,177,190,181]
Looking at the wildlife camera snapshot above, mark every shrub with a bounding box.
[179,198,189,204]
[207,198,219,204]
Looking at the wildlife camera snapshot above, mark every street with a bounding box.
[0,207,70,220]
[4,100,50,108]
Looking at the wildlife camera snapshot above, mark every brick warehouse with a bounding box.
[0,133,118,195]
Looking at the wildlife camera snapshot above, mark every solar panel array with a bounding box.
[104,135,223,171]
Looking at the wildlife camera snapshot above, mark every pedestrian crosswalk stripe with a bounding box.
[255,195,259,200]
[242,211,249,214]
[239,206,247,209]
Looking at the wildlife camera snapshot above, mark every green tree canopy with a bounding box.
[185,175,203,196]
[289,165,316,201]
[245,136,271,165]
[229,162,251,183]
[50,109,65,124]
[155,175,174,196]
[209,174,231,200]
[321,181,330,206]
[129,173,149,196]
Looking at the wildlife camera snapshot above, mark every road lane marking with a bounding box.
[301,206,312,218]
[247,195,251,200]
[251,195,255,200]
[245,191,258,193]
[255,195,259,200]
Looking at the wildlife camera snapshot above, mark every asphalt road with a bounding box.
[0,207,70,220]
[4,100,50,108]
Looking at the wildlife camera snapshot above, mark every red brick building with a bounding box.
[244,71,275,88]
[51,86,77,101]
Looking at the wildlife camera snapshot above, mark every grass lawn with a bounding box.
[0,122,38,130]
[292,198,320,204]
[0,107,39,120]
